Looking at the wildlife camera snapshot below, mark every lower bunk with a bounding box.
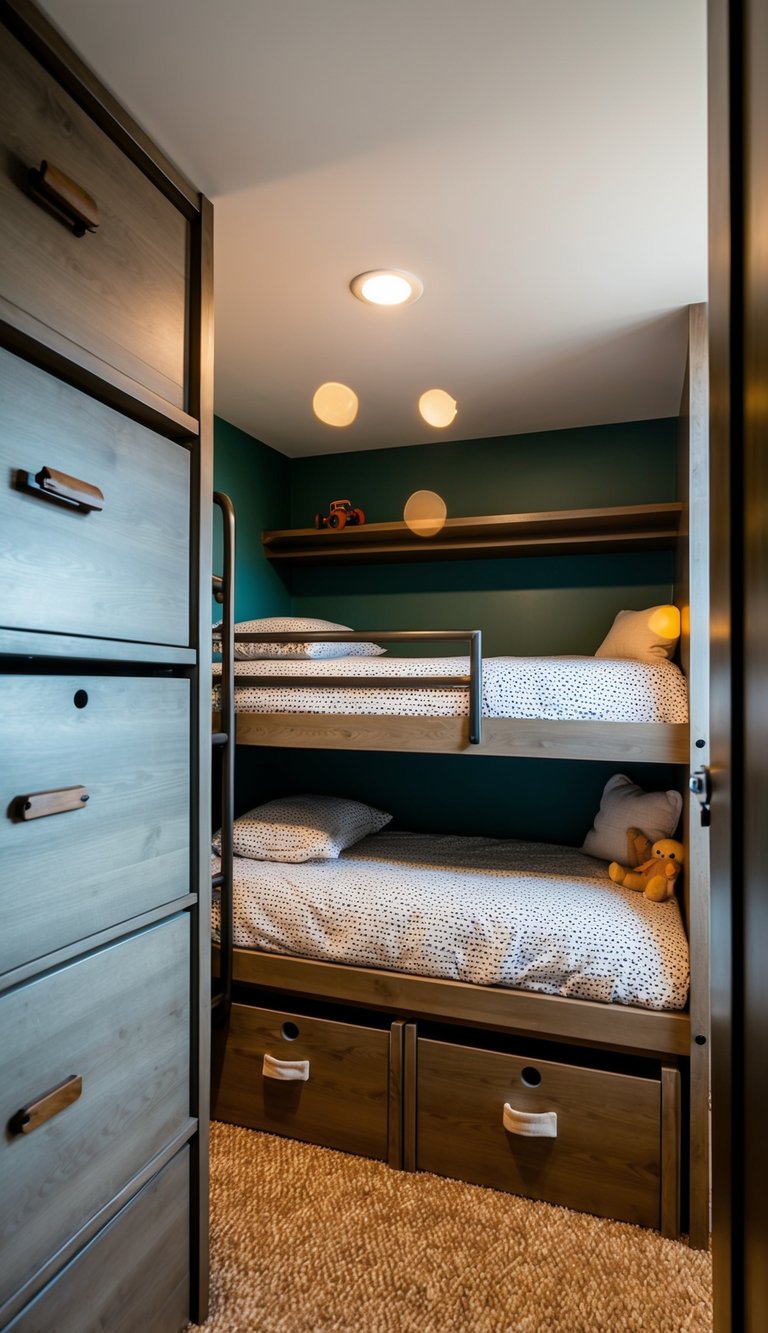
[211,821,692,1240]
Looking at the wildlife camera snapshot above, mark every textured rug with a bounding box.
[188,1122,712,1333]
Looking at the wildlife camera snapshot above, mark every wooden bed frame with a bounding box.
[211,304,709,1248]
[215,945,690,1059]
[216,710,689,764]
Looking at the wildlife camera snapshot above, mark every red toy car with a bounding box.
[315,499,366,530]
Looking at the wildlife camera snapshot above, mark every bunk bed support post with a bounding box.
[675,302,710,1249]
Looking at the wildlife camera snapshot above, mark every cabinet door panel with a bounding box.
[0,675,189,977]
[6,1150,189,1333]
[0,918,191,1313]
[0,26,188,407]
[0,349,190,648]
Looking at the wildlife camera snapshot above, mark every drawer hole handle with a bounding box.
[263,1054,310,1083]
[10,1075,83,1135]
[74,690,89,709]
[503,1104,557,1139]
[520,1066,542,1088]
[281,1021,300,1041]
[11,786,90,822]
[27,161,99,236]
[16,467,105,513]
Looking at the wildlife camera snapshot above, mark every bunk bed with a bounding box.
[212,638,689,763]
[211,304,709,1248]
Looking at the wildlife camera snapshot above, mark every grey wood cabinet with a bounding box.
[0,2,212,1328]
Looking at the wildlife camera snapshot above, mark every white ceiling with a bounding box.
[40,0,708,457]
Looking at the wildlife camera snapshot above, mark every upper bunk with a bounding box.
[212,305,707,770]
[212,498,691,765]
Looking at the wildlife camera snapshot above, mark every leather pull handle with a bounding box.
[10,1075,83,1135]
[35,466,104,511]
[262,1054,310,1082]
[12,786,90,821]
[27,160,99,236]
[16,467,105,512]
[502,1103,558,1138]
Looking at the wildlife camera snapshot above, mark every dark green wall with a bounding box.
[289,419,677,527]
[289,418,677,657]
[213,416,291,622]
[232,749,682,848]
[289,552,674,658]
[214,415,681,844]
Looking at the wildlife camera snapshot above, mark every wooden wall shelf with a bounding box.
[262,502,684,565]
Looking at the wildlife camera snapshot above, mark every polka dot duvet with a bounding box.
[211,829,690,1011]
[212,655,688,723]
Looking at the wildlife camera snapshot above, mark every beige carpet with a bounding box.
[188,1122,712,1333]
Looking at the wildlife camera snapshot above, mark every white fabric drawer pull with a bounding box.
[262,1053,310,1082]
[503,1103,557,1138]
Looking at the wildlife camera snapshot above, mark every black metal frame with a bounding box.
[211,492,234,1027]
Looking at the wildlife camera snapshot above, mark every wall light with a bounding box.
[403,490,448,538]
[312,381,358,427]
[418,388,457,428]
[350,270,423,306]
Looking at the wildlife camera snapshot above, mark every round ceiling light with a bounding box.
[312,381,358,427]
[418,388,457,428]
[350,269,423,306]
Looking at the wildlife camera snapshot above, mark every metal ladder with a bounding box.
[211,492,235,1026]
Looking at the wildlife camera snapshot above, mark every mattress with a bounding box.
[211,654,688,724]
[211,829,690,1010]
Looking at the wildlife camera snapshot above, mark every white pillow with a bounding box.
[212,615,386,661]
[582,774,683,865]
[595,606,681,665]
[212,794,392,862]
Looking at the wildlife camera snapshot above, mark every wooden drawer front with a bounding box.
[416,1039,661,1227]
[0,917,190,1312]
[0,27,188,408]
[214,1003,391,1160]
[0,675,189,977]
[0,349,190,647]
[6,1148,190,1333]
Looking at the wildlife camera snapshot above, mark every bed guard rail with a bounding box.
[211,491,235,1027]
[220,629,484,746]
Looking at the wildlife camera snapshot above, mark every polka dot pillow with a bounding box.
[212,616,386,660]
[212,794,393,862]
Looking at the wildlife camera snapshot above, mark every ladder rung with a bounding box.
[212,731,228,746]
[212,872,224,888]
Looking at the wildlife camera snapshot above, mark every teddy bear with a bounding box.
[608,828,684,902]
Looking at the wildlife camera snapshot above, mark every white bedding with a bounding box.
[212,654,688,724]
[211,830,690,1010]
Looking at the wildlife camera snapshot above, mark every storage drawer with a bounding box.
[6,1149,190,1333]
[0,916,191,1315]
[416,1038,662,1227]
[0,675,190,977]
[214,1003,392,1160]
[0,349,190,647]
[0,26,188,408]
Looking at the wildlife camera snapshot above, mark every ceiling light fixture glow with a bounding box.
[312,381,359,427]
[418,388,457,428]
[350,269,423,306]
